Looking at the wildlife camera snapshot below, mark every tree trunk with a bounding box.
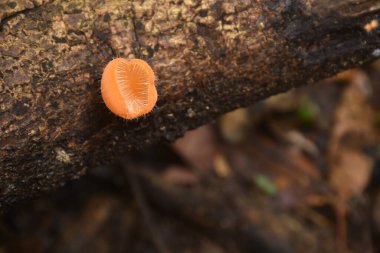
[0,0,379,209]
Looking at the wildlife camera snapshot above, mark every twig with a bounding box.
[121,160,171,253]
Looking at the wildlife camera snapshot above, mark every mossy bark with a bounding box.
[0,0,379,209]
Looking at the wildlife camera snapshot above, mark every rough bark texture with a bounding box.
[0,0,379,209]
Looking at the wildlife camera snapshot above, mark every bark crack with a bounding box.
[0,0,51,25]
[130,2,143,59]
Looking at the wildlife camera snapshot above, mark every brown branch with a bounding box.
[0,0,379,209]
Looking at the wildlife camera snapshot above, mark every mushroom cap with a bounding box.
[101,58,157,120]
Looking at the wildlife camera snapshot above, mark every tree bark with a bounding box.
[0,0,379,209]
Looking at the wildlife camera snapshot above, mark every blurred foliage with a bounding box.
[296,99,318,125]
[254,174,278,197]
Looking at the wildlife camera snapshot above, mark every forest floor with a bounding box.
[1,61,380,253]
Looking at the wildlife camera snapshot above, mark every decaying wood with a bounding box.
[0,0,379,209]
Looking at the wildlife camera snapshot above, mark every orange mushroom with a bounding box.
[101,58,157,120]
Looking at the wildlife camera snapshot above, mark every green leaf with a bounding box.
[254,174,277,197]
[297,100,317,124]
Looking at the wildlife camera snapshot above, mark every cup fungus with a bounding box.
[101,58,157,119]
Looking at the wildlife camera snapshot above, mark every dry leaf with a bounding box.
[329,148,373,199]
[328,71,375,199]
[161,166,199,185]
[213,153,231,178]
[172,125,217,172]
[219,108,249,143]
